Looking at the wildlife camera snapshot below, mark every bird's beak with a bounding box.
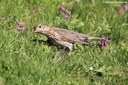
[33,27,43,33]
[34,30,37,33]
[34,26,37,33]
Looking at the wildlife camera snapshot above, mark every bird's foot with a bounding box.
[52,50,66,63]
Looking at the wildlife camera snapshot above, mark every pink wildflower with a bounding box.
[98,37,110,47]
[17,22,26,31]
[117,3,128,13]
[65,15,70,21]
[60,3,71,21]
[117,7,124,13]
[60,4,67,13]
[15,19,26,31]
[65,11,71,16]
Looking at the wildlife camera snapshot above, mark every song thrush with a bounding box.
[34,24,104,51]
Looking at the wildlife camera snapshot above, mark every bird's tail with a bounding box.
[87,36,104,40]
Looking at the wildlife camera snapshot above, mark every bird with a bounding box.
[34,24,104,51]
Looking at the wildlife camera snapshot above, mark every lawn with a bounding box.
[0,0,128,85]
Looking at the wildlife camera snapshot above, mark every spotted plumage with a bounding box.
[34,24,104,51]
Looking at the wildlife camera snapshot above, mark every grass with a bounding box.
[0,0,128,85]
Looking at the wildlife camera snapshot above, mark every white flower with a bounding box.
[89,67,93,71]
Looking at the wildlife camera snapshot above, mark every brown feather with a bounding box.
[48,26,89,44]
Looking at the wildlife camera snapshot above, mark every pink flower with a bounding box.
[124,3,128,10]
[117,7,124,13]
[65,15,70,21]
[15,19,26,31]
[60,4,67,13]
[65,11,71,16]
[98,37,110,47]
[17,22,26,31]
[117,3,128,13]
[60,3,71,21]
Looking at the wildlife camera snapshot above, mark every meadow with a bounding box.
[0,0,128,85]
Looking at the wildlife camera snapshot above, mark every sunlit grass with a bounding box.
[0,0,127,85]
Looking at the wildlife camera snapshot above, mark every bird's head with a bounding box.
[34,24,50,34]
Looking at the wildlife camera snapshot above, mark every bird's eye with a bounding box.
[39,25,42,28]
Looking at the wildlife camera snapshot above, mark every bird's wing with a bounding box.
[51,27,89,44]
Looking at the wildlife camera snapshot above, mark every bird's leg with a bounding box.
[56,46,72,56]
[65,43,73,56]
[53,50,64,63]
[54,42,73,59]
[53,47,69,63]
